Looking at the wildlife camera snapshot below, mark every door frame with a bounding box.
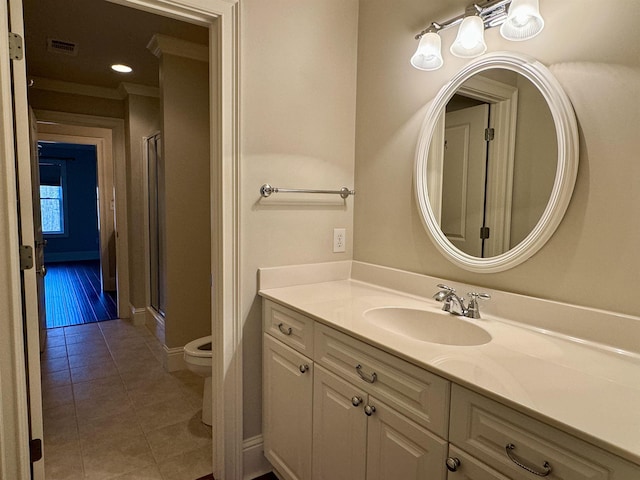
[2,0,242,479]
[36,117,128,317]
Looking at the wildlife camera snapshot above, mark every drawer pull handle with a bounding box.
[355,364,377,384]
[445,457,461,472]
[277,323,292,335]
[351,396,363,407]
[299,364,310,373]
[364,404,376,416]
[505,443,552,477]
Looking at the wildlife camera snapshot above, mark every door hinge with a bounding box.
[480,226,491,239]
[484,127,495,141]
[29,438,42,463]
[19,245,34,270]
[8,33,24,61]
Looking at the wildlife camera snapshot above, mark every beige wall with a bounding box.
[159,52,211,348]
[354,0,640,317]
[124,94,160,310]
[240,0,359,438]
[29,88,124,119]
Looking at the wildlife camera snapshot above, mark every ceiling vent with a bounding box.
[47,38,79,56]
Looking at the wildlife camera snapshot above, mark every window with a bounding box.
[39,161,66,235]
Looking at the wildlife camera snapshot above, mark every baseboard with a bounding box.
[243,435,272,480]
[145,307,165,344]
[164,345,186,372]
[129,304,146,326]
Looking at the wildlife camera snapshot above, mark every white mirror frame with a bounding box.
[414,52,579,273]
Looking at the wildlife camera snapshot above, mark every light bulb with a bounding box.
[500,0,544,41]
[450,15,487,58]
[410,32,443,71]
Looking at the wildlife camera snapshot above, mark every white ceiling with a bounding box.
[23,0,208,89]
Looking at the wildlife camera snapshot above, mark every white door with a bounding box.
[263,334,313,480]
[312,365,367,480]
[1,0,45,478]
[365,397,448,480]
[441,104,489,257]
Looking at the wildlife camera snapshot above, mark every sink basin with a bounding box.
[364,307,491,346]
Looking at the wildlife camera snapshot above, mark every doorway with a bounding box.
[37,141,118,328]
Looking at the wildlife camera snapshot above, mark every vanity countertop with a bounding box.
[259,277,640,466]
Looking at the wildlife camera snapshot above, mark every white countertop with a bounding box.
[259,277,640,466]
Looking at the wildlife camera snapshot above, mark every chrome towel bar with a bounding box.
[260,183,355,199]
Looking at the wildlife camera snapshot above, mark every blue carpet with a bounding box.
[44,260,118,328]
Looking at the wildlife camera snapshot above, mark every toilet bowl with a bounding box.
[184,335,213,426]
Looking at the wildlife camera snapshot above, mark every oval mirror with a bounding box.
[414,52,579,273]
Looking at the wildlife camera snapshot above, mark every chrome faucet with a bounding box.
[433,284,490,319]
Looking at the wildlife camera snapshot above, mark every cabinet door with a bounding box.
[312,365,368,480]
[446,446,511,480]
[263,334,313,480]
[366,397,448,480]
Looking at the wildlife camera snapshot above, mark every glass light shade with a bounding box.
[410,32,443,71]
[500,0,544,41]
[111,64,132,73]
[450,16,487,58]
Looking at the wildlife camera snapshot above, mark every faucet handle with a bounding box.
[433,284,455,302]
[466,292,491,319]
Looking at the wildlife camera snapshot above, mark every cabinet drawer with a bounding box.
[450,385,640,480]
[446,445,511,480]
[263,299,314,356]
[315,322,450,437]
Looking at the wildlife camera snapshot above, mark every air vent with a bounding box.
[47,38,78,56]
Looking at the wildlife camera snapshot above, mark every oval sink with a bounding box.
[364,307,491,346]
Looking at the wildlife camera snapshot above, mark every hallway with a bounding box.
[41,319,212,479]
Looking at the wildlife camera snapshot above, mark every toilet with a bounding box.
[184,335,213,426]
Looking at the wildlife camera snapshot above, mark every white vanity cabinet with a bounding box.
[263,299,449,480]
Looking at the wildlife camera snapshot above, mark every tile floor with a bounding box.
[41,319,213,480]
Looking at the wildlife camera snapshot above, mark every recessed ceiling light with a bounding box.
[111,64,132,73]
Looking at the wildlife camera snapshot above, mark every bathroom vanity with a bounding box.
[259,261,640,480]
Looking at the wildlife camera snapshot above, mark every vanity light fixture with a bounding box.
[411,0,544,71]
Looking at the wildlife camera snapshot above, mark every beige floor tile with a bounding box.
[64,323,101,336]
[134,395,200,433]
[42,368,72,390]
[41,355,70,374]
[42,384,75,410]
[110,465,164,480]
[44,456,85,480]
[75,389,135,422]
[157,445,212,480]
[81,433,156,480]
[64,331,105,345]
[67,351,114,369]
[44,345,69,360]
[47,327,65,337]
[78,408,143,444]
[144,415,212,463]
[46,335,67,348]
[70,361,119,384]
[66,341,110,358]
[72,375,126,403]
[126,377,186,409]
[119,365,169,391]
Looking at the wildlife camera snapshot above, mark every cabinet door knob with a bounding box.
[351,396,363,407]
[299,364,309,373]
[364,405,376,416]
[446,457,461,472]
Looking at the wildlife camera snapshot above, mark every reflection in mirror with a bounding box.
[426,69,557,258]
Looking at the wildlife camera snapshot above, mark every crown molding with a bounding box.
[147,34,208,63]
[30,76,159,100]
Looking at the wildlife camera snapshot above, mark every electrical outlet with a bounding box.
[333,228,346,253]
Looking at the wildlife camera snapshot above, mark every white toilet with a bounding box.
[184,335,213,426]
